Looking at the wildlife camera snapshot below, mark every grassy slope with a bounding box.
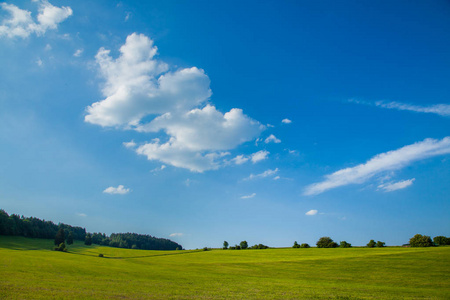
[0,236,449,299]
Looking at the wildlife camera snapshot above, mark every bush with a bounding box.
[409,234,433,247]
[54,242,67,252]
[98,253,104,257]
[203,247,209,251]
[367,240,376,248]
[339,241,352,248]
[250,244,269,249]
[316,237,338,248]
[293,241,300,248]
[300,243,310,248]
[376,241,385,247]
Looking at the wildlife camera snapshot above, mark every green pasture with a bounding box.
[0,236,449,299]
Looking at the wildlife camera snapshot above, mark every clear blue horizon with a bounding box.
[0,0,449,249]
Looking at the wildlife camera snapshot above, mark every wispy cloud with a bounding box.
[76,213,87,217]
[150,165,166,173]
[375,101,450,117]
[169,233,183,237]
[282,118,292,124]
[103,185,131,195]
[241,193,256,199]
[378,178,415,192]
[305,209,318,216]
[351,99,450,117]
[245,168,279,180]
[304,137,450,196]
[73,49,83,57]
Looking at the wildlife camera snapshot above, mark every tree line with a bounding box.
[0,209,86,241]
[0,209,182,251]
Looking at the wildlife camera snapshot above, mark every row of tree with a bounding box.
[0,209,182,251]
[409,234,450,247]
[222,240,269,250]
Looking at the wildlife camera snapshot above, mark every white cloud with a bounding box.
[169,233,183,237]
[123,140,137,148]
[375,101,450,117]
[44,43,51,51]
[125,12,131,21]
[304,137,450,195]
[378,178,415,192]
[76,213,87,217]
[245,168,279,180]
[305,209,318,216]
[273,176,280,180]
[150,165,166,173]
[264,134,281,144]
[241,193,256,199]
[282,118,292,124]
[0,1,72,39]
[232,154,249,165]
[86,33,264,172]
[74,49,83,57]
[36,58,43,66]
[251,150,269,163]
[103,185,131,195]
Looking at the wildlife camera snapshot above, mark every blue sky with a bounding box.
[0,0,449,249]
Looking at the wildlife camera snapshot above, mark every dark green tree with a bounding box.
[66,231,74,245]
[376,241,385,247]
[293,241,300,248]
[367,240,376,248]
[54,228,65,246]
[85,233,92,245]
[316,237,338,248]
[339,241,352,248]
[300,243,310,248]
[240,241,248,249]
[433,236,449,246]
[223,241,229,249]
[409,234,433,247]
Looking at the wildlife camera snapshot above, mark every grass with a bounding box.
[1,236,449,299]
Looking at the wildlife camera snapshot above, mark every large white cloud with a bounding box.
[304,137,450,195]
[0,1,72,38]
[86,33,264,172]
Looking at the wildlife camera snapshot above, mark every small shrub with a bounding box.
[203,247,209,251]
[98,253,104,257]
[54,242,67,252]
[300,243,310,248]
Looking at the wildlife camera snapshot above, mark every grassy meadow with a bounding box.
[0,236,449,299]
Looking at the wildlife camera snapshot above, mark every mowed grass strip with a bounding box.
[1,236,449,299]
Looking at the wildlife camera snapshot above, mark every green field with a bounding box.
[1,236,449,299]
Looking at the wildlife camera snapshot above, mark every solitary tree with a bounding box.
[223,241,229,249]
[376,241,385,247]
[339,241,352,248]
[316,237,338,248]
[293,241,300,248]
[85,233,92,246]
[54,228,65,246]
[409,234,433,247]
[240,240,248,249]
[66,231,74,245]
[367,240,376,248]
